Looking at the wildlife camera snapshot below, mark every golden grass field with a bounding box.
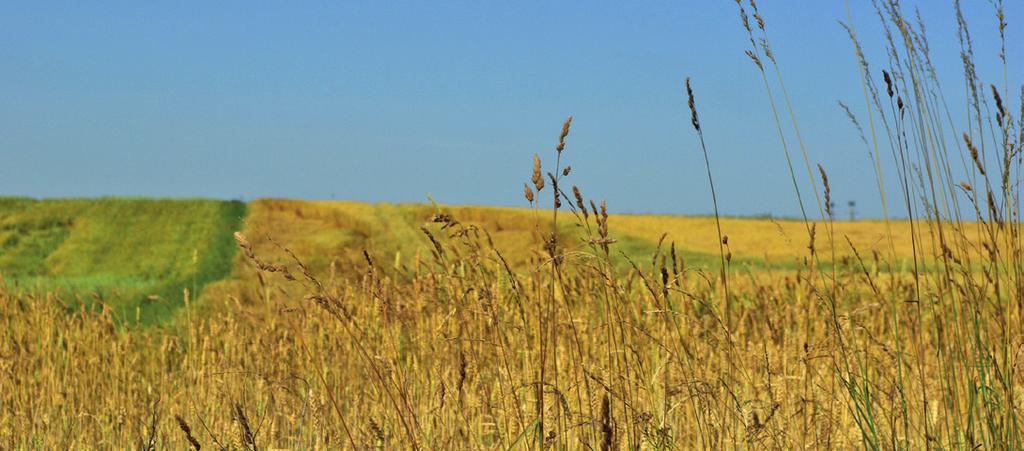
[2,1,1023,449]
[2,194,1021,449]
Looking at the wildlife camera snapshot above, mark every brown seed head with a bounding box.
[685,77,700,132]
[233,231,251,250]
[233,232,255,260]
[739,4,752,33]
[600,201,609,235]
[808,223,817,256]
[531,154,545,191]
[991,84,1005,125]
[882,70,894,98]
[547,173,561,208]
[818,164,832,218]
[572,185,587,218]
[600,393,614,451]
[964,133,986,175]
[174,416,201,451]
[523,183,535,203]
[175,415,202,451]
[745,50,763,69]
[234,404,256,450]
[747,0,765,30]
[988,191,999,220]
[557,115,573,152]
[760,38,774,63]
[991,84,1005,116]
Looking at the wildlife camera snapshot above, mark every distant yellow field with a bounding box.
[232,199,982,276]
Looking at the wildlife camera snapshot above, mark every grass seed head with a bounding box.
[808,223,817,256]
[531,154,545,192]
[686,78,701,132]
[572,185,587,218]
[745,50,763,69]
[991,84,1005,115]
[991,84,1005,125]
[964,133,986,175]
[174,415,202,451]
[600,393,614,451]
[557,116,573,152]
[234,404,256,450]
[818,164,832,218]
[547,173,561,208]
[748,0,765,30]
[883,70,894,98]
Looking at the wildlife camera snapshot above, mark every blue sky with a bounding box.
[1,1,1019,217]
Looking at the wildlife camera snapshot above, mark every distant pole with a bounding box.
[848,200,856,221]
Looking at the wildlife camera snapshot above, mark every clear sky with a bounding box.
[1,1,1019,217]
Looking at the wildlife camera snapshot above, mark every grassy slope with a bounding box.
[228,199,931,273]
[0,197,245,323]
[2,196,938,324]
[219,198,930,300]
[221,199,663,278]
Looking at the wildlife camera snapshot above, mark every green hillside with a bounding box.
[0,197,245,324]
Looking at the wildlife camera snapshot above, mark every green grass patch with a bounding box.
[0,197,245,324]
